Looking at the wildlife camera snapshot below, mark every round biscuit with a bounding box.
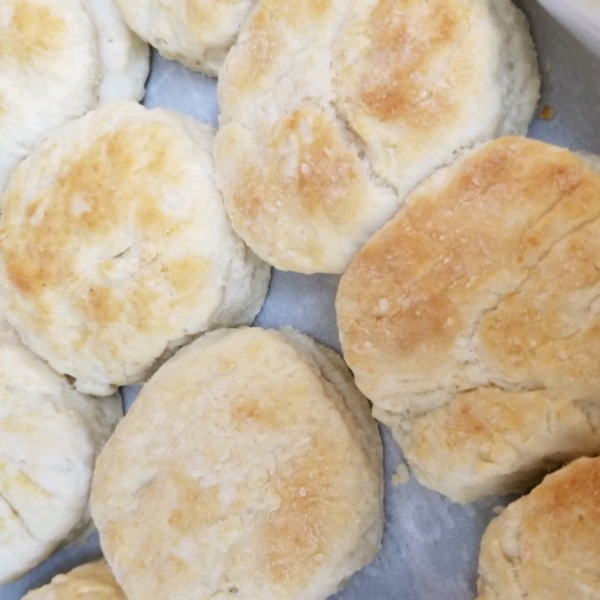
[81,0,150,105]
[337,136,600,502]
[215,0,540,273]
[0,315,122,585]
[0,102,271,396]
[0,0,99,194]
[114,0,257,75]
[476,457,600,600]
[91,327,383,600]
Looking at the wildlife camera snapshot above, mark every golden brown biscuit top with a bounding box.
[337,137,600,412]
[0,0,66,67]
[0,0,102,196]
[477,457,600,599]
[2,118,207,338]
[527,457,600,541]
[0,102,241,393]
[91,328,381,600]
[216,106,378,272]
[520,457,600,583]
[337,0,470,128]
[22,560,126,600]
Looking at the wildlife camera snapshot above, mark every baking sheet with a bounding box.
[4,0,600,598]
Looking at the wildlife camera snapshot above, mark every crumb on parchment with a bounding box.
[392,462,410,486]
[539,105,555,120]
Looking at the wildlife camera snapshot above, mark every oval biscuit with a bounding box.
[337,136,600,502]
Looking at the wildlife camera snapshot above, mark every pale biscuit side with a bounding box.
[115,0,258,75]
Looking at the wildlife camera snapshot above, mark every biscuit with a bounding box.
[215,0,540,273]
[81,0,149,105]
[21,560,126,600]
[0,315,122,585]
[114,0,257,75]
[0,0,149,195]
[0,102,271,397]
[337,137,600,502]
[476,456,600,600]
[91,327,383,600]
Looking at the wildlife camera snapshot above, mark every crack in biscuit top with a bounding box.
[215,0,534,272]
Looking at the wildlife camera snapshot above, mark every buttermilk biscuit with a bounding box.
[114,0,257,75]
[0,102,271,397]
[80,0,149,105]
[21,560,126,600]
[0,0,149,195]
[337,137,600,503]
[477,456,600,600]
[91,327,383,600]
[214,0,540,274]
[0,315,122,585]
